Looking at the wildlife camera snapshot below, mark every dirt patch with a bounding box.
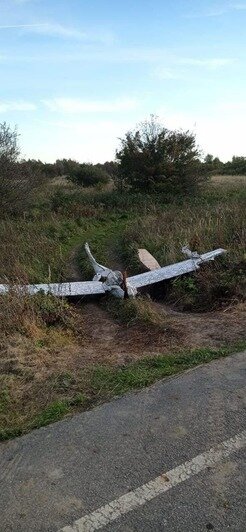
[63,245,246,365]
[1,243,245,440]
[1,297,245,441]
[80,302,179,365]
[152,301,246,349]
[79,300,246,364]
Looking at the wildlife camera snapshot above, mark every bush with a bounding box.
[222,156,246,175]
[68,163,110,187]
[0,123,45,215]
[116,116,207,196]
[203,154,223,175]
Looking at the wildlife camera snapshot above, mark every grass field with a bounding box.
[0,174,245,439]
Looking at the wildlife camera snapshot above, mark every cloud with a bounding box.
[0,24,47,29]
[30,23,115,43]
[153,67,181,80]
[154,58,234,79]
[1,46,169,65]
[21,118,135,163]
[185,8,228,18]
[217,100,246,111]
[0,22,115,44]
[178,58,235,69]
[156,107,246,161]
[0,100,36,112]
[4,46,235,72]
[42,97,139,113]
[185,2,246,17]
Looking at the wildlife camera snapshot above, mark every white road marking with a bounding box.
[60,430,246,532]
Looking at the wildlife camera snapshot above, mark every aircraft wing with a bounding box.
[0,281,106,297]
[128,248,226,289]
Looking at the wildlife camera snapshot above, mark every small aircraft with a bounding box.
[0,243,226,299]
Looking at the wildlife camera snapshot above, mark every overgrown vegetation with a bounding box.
[0,122,45,215]
[118,191,245,310]
[204,154,246,175]
[0,119,245,439]
[67,162,110,187]
[116,115,207,195]
[105,296,170,329]
[0,290,75,336]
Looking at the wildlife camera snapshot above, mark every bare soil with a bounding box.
[1,300,245,387]
[1,244,245,438]
[63,245,246,367]
[80,300,246,366]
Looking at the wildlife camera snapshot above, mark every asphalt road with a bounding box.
[0,352,245,532]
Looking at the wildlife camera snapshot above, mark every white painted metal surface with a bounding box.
[0,246,226,299]
[128,248,226,289]
[0,281,106,297]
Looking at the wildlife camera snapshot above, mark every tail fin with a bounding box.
[84,242,111,276]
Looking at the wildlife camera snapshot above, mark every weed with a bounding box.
[30,400,70,429]
[0,290,76,336]
[105,296,168,329]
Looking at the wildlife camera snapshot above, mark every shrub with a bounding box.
[0,123,45,215]
[116,115,207,196]
[68,163,110,187]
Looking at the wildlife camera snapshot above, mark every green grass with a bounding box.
[1,341,245,441]
[0,176,245,441]
[88,342,246,396]
[0,217,84,283]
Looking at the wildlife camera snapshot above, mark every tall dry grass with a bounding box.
[121,201,245,267]
[120,194,246,309]
[0,217,80,283]
[0,289,76,337]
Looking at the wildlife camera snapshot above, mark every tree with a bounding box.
[68,163,110,187]
[0,122,19,161]
[0,122,42,215]
[116,116,207,195]
[228,156,246,175]
[95,161,118,179]
[203,154,223,174]
[55,158,80,177]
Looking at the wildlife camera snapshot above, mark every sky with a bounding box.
[0,0,245,163]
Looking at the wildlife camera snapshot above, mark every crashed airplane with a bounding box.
[0,243,226,299]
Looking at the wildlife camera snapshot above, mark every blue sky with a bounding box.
[0,0,245,162]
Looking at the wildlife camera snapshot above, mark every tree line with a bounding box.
[1,118,245,215]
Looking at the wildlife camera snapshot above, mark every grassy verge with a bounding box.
[1,341,245,441]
